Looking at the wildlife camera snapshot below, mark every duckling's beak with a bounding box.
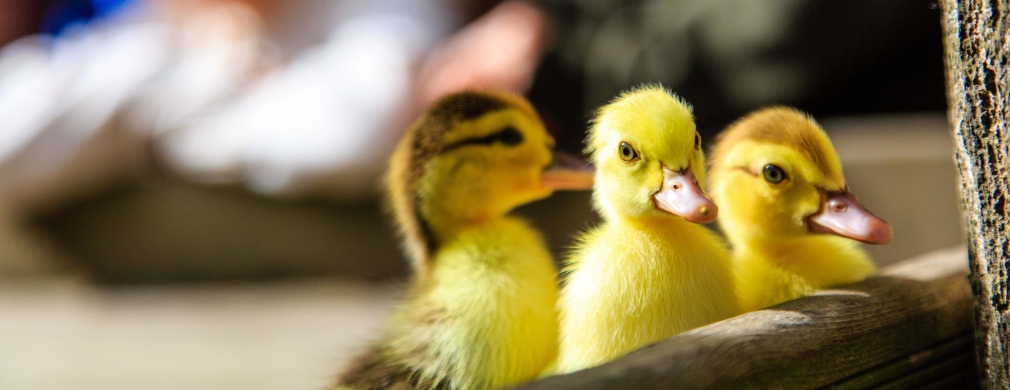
[540,151,594,191]
[653,166,718,223]
[807,190,893,245]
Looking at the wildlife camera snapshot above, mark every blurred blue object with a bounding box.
[42,0,137,36]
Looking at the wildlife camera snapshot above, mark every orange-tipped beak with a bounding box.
[653,166,717,223]
[807,190,893,245]
[541,151,594,191]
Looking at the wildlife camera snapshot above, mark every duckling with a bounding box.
[553,85,738,374]
[709,107,893,312]
[336,90,593,390]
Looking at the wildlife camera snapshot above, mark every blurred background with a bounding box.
[0,0,960,389]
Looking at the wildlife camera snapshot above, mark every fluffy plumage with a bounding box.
[709,107,892,312]
[552,85,738,374]
[337,91,592,390]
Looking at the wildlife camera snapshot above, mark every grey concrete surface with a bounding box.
[0,278,399,390]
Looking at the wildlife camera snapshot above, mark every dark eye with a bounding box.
[497,127,523,146]
[619,141,639,162]
[762,164,786,184]
[694,132,702,150]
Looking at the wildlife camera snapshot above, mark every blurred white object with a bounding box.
[0,0,458,210]
[156,0,456,198]
[0,0,516,273]
[0,2,270,273]
[160,14,441,196]
[0,2,267,215]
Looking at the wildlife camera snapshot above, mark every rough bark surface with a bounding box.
[941,1,1010,388]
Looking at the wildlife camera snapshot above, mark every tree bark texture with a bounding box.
[941,1,1010,388]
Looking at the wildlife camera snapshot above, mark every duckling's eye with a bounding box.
[694,132,702,150]
[497,127,523,146]
[762,164,786,184]
[619,142,639,162]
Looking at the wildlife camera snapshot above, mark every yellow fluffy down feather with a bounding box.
[337,90,592,390]
[709,107,892,312]
[553,85,738,374]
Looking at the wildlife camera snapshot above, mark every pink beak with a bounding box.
[541,151,595,191]
[653,166,718,223]
[807,190,893,245]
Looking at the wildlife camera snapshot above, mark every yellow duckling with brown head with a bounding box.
[553,85,738,374]
[709,107,893,312]
[336,90,592,389]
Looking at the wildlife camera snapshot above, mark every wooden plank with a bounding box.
[518,248,972,389]
[874,350,975,390]
[923,368,983,390]
[939,0,1010,388]
[828,334,972,389]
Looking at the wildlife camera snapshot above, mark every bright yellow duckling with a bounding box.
[336,91,593,390]
[709,107,893,312]
[553,85,739,374]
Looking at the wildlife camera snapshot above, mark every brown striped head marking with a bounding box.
[711,106,844,185]
[387,90,545,270]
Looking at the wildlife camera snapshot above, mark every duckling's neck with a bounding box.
[615,212,697,233]
[734,232,812,265]
[734,233,874,286]
[423,205,499,247]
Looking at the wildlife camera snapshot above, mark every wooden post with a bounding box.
[941,1,1010,388]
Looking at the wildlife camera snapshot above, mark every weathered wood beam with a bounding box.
[517,248,972,389]
[940,1,1010,388]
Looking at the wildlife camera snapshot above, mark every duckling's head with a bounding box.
[709,107,892,245]
[388,90,593,268]
[587,85,716,223]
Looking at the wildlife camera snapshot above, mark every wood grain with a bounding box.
[517,248,973,389]
[940,0,1010,387]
